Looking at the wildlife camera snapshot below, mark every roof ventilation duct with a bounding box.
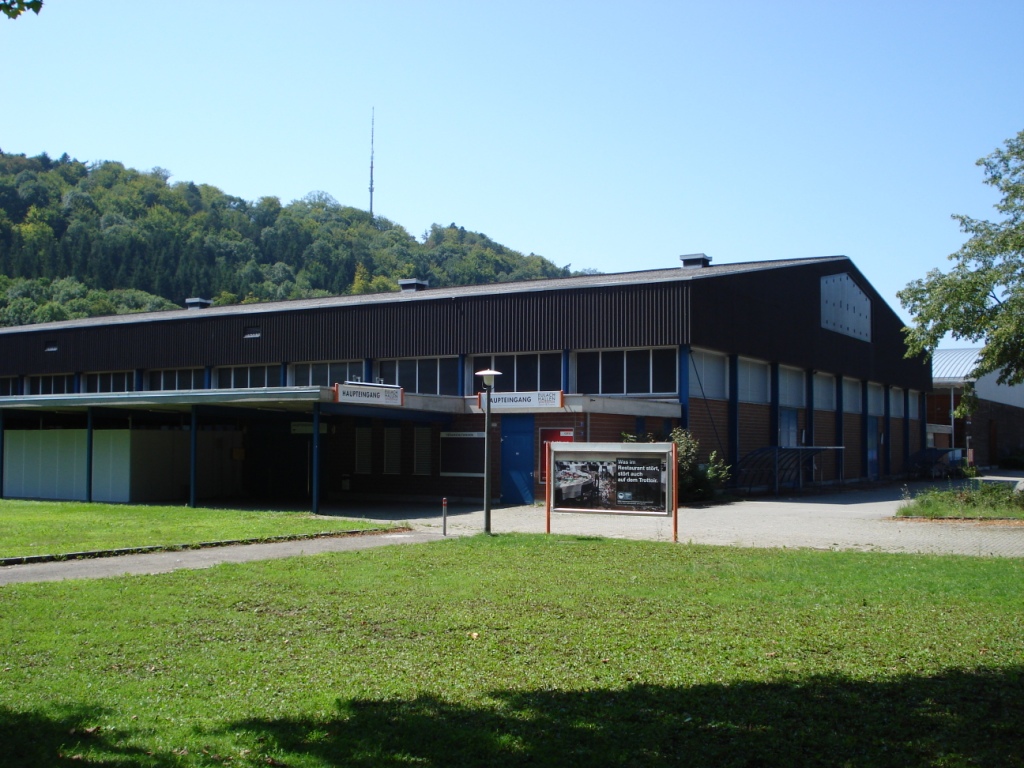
[185,297,213,310]
[680,254,711,269]
[398,279,430,292]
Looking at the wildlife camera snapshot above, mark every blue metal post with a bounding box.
[86,407,94,502]
[678,345,690,429]
[312,403,321,515]
[189,406,198,508]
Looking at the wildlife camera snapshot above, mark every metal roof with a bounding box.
[0,255,850,336]
[932,348,982,384]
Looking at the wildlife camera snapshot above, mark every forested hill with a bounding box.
[0,151,581,327]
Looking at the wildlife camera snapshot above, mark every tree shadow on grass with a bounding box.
[223,667,1024,767]
[0,704,174,767]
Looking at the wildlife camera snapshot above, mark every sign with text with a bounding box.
[477,390,564,410]
[547,442,675,516]
[334,383,404,407]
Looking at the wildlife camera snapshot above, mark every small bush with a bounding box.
[621,428,731,501]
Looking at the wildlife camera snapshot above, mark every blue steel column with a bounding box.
[189,406,198,508]
[883,387,892,477]
[861,381,869,480]
[835,377,844,483]
[728,354,739,468]
[903,389,911,470]
[770,363,780,447]
[86,407,94,502]
[924,390,930,449]
[678,345,690,429]
[457,354,467,397]
[311,402,321,515]
[805,370,815,446]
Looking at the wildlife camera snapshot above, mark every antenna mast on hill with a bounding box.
[369,108,375,218]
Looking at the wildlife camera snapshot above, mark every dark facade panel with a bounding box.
[0,282,690,376]
[687,261,930,390]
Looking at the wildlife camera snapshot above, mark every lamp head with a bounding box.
[475,368,502,388]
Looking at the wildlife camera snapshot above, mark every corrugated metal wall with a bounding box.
[0,282,691,376]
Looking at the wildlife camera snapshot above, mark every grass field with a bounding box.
[1,533,1022,767]
[0,499,388,559]
[900,480,1024,521]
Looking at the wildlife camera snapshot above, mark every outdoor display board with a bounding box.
[439,431,485,477]
[547,441,677,514]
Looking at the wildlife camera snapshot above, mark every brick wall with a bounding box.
[689,398,730,463]
[738,403,771,459]
[890,417,905,474]
[843,413,862,480]
[813,410,839,481]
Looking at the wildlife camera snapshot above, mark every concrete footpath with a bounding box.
[2,475,1022,585]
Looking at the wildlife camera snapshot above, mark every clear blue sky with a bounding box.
[2,0,1022,332]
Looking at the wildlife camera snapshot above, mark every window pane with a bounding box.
[379,360,396,385]
[439,358,459,395]
[516,354,538,392]
[602,350,624,394]
[310,363,328,387]
[398,359,417,391]
[652,348,677,393]
[539,353,562,391]
[576,352,599,394]
[266,365,281,387]
[294,364,310,386]
[233,368,248,388]
[250,366,266,388]
[413,427,431,475]
[625,349,650,394]
[418,358,438,395]
[111,372,127,393]
[493,355,515,392]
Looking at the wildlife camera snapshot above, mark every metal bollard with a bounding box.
[442,497,448,537]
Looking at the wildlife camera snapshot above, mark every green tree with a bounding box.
[0,1,42,20]
[899,130,1024,385]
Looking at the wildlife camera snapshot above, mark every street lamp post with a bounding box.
[475,368,502,533]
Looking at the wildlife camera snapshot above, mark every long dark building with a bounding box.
[0,255,930,509]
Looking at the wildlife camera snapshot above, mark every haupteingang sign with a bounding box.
[545,442,679,542]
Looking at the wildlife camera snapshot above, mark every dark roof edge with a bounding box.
[0,255,851,336]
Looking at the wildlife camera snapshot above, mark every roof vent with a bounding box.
[398,278,430,293]
[185,297,213,310]
[680,253,711,269]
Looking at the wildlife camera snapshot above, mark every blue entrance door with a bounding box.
[500,414,535,504]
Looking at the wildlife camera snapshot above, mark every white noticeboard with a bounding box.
[545,442,678,541]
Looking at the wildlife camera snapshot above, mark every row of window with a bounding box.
[688,351,920,417]
[0,347,921,417]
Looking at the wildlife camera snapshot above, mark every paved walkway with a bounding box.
[2,475,1022,584]
[348,477,1024,558]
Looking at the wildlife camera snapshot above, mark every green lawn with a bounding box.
[1,534,1021,767]
[899,480,1024,520]
[0,499,387,559]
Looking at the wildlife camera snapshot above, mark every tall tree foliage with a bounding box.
[0,151,578,327]
[900,130,1024,385]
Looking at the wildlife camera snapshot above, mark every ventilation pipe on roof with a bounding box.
[680,254,711,269]
[185,297,212,310]
[398,279,430,292]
